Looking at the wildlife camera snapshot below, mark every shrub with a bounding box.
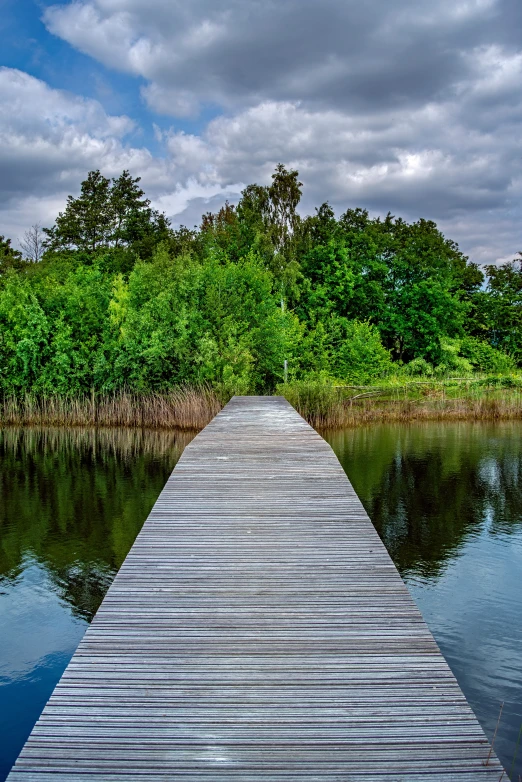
[404,358,434,377]
[460,336,515,374]
[434,338,473,376]
[329,319,393,384]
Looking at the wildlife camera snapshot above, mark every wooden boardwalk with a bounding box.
[8,396,504,780]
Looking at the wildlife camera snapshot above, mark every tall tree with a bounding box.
[267,163,302,270]
[0,235,26,275]
[481,255,522,362]
[236,166,303,278]
[200,202,241,260]
[43,170,170,258]
[110,170,171,257]
[236,183,273,264]
[44,170,114,253]
[111,171,150,249]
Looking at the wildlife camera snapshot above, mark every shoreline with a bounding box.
[288,395,522,429]
[1,384,522,431]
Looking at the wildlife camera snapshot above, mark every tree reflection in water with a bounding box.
[0,426,195,619]
[325,421,522,578]
[325,421,522,781]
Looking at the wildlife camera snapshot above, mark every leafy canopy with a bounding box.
[0,165,518,396]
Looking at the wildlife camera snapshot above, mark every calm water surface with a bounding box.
[0,422,521,779]
[324,422,522,780]
[0,427,195,780]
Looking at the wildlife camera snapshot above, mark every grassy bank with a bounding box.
[277,376,522,429]
[1,376,522,430]
[0,387,223,430]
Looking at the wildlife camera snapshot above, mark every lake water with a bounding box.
[324,422,522,780]
[1,421,521,779]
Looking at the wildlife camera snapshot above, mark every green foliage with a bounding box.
[433,338,473,377]
[0,236,27,276]
[460,336,516,373]
[0,165,520,399]
[44,170,169,259]
[0,275,49,392]
[327,319,393,384]
[93,248,289,395]
[298,209,470,364]
[479,256,522,362]
[476,374,522,388]
[404,358,434,377]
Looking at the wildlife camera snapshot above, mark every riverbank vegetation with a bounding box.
[1,165,522,428]
[279,375,522,429]
[1,376,522,430]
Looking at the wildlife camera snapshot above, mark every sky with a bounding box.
[1,0,521,265]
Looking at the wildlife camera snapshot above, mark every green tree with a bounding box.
[0,236,26,276]
[111,170,171,259]
[39,263,113,393]
[459,336,515,373]
[299,209,470,363]
[236,183,273,265]
[0,163,517,398]
[326,318,393,383]
[235,165,303,283]
[44,170,170,259]
[111,171,150,248]
[481,256,522,362]
[0,275,49,392]
[200,202,241,261]
[377,218,469,362]
[45,170,114,253]
[266,163,302,276]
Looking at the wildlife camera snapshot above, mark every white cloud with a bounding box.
[141,84,200,118]
[0,66,134,140]
[2,0,522,264]
[43,0,508,117]
[44,2,139,73]
[0,67,241,244]
[0,68,149,237]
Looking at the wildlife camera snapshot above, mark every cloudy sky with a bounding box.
[1,0,521,264]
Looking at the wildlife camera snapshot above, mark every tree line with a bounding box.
[0,164,520,396]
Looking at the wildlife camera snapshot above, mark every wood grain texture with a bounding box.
[7,396,505,780]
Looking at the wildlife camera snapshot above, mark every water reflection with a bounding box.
[1,422,521,781]
[324,421,522,780]
[0,426,194,780]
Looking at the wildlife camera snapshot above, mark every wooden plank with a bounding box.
[7,396,505,780]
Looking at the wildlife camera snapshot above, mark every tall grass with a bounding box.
[277,376,522,429]
[2,377,522,431]
[0,387,223,430]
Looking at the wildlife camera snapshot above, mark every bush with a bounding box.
[460,336,515,374]
[328,319,393,384]
[433,338,472,377]
[404,358,434,377]
[477,374,522,389]
[434,357,473,377]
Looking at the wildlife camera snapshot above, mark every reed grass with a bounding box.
[277,377,522,429]
[0,387,223,430]
[2,377,522,431]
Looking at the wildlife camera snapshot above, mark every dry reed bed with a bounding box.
[0,388,223,430]
[2,385,522,431]
[290,392,522,429]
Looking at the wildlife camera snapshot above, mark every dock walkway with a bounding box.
[8,396,504,780]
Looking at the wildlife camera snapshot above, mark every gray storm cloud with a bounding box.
[0,0,520,264]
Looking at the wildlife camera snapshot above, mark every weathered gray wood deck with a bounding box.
[8,396,504,780]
